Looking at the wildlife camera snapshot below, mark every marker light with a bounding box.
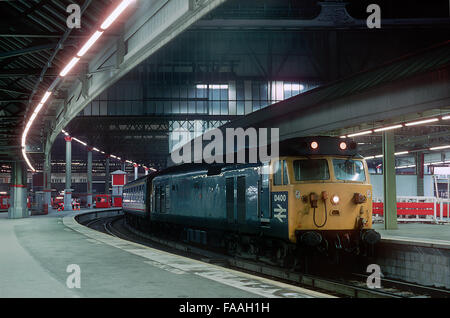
[101,0,134,30]
[374,124,403,132]
[60,57,80,77]
[77,31,104,57]
[405,118,438,126]
[310,141,319,150]
[339,142,347,150]
[331,195,340,205]
[347,130,372,137]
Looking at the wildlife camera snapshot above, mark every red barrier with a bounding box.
[95,194,112,208]
[373,202,449,217]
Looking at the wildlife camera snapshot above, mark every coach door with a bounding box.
[259,162,271,226]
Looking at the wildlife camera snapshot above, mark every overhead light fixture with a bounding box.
[405,118,439,126]
[77,31,104,57]
[374,155,383,158]
[33,103,44,114]
[21,0,138,173]
[40,91,52,104]
[374,124,403,132]
[73,138,87,146]
[442,115,450,120]
[395,151,409,156]
[101,0,134,30]
[60,57,80,77]
[347,130,373,137]
[430,145,450,151]
[364,156,375,160]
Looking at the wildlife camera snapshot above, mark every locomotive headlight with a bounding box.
[331,195,340,205]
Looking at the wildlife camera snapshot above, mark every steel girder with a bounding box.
[46,0,227,158]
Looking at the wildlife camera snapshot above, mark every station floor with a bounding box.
[374,223,450,248]
[0,209,330,298]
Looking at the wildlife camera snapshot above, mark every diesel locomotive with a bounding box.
[123,136,380,266]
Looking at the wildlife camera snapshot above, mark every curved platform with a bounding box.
[0,210,331,298]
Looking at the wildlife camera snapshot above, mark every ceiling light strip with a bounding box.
[22,0,135,172]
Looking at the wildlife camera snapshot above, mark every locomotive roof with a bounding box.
[124,136,362,187]
[153,136,362,177]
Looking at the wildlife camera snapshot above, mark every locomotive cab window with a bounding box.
[283,160,289,185]
[293,159,330,181]
[333,159,366,182]
[273,160,282,185]
[273,160,290,185]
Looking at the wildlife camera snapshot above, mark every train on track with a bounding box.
[123,136,380,267]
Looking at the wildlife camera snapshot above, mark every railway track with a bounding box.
[83,215,450,298]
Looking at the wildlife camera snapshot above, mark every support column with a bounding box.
[8,161,28,219]
[105,155,110,194]
[43,151,51,213]
[64,136,73,211]
[134,164,138,180]
[121,160,126,172]
[87,147,93,208]
[382,131,398,230]
[416,152,424,197]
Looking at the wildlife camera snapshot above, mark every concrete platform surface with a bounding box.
[374,223,450,249]
[0,210,330,298]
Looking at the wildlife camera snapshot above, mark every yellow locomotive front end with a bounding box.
[272,137,381,252]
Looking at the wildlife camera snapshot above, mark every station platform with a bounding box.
[373,223,450,249]
[0,209,329,298]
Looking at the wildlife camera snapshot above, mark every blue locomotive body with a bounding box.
[123,162,289,242]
